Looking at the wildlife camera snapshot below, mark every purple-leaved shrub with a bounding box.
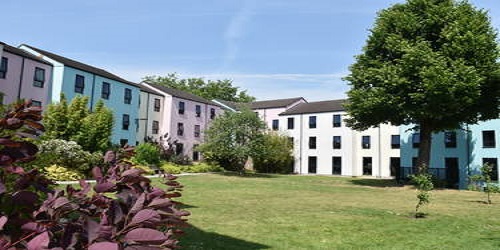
[0,100,189,249]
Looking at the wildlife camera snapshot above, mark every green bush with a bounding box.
[44,164,85,181]
[183,162,223,173]
[133,143,161,166]
[160,162,182,174]
[33,139,102,175]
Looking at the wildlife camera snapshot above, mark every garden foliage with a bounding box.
[470,163,499,204]
[253,132,294,174]
[34,139,102,175]
[0,101,189,249]
[43,94,113,152]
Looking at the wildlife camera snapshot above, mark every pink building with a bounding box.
[141,82,223,161]
[250,97,307,130]
[0,42,52,107]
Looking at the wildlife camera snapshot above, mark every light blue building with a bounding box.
[19,44,140,146]
[400,120,500,189]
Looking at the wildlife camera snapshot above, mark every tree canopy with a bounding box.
[144,73,255,102]
[198,107,266,173]
[344,0,500,171]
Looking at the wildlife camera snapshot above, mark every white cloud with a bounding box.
[221,0,256,69]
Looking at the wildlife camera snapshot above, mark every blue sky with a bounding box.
[4,0,500,101]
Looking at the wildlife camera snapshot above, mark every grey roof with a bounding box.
[144,82,220,106]
[250,97,305,109]
[139,84,164,97]
[21,44,140,88]
[279,99,346,115]
[0,42,52,65]
[215,99,244,110]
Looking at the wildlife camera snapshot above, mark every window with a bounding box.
[444,131,457,148]
[332,157,341,175]
[363,157,372,175]
[31,100,42,107]
[309,137,316,149]
[412,157,418,168]
[175,143,184,155]
[362,136,371,149]
[333,114,341,127]
[391,135,400,149]
[122,114,130,130]
[101,82,110,99]
[0,57,7,78]
[75,75,85,93]
[272,119,279,130]
[152,121,159,134]
[193,144,200,161]
[33,67,45,88]
[194,125,201,137]
[210,108,216,119]
[124,88,132,104]
[308,156,317,174]
[287,117,294,129]
[120,139,128,147]
[154,98,161,112]
[412,133,420,148]
[483,158,498,181]
[178,101,185,114]
[177,123,184,136]
[309,116,316,129]
[195,105,201,117]
[483,130,495,148]
[333,136,341,149]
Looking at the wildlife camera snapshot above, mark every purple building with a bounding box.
[0,42,52,107]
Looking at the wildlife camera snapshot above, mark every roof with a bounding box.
[21,44,139,88]
[279,99,346,115]
[250,97,305,109]
[215,99,244,110]
[0,42,52,65]
[143,82,220,106]
[139,84,164,97]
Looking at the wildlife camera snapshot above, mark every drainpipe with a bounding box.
[145,92,150,141]
[17,57,25,100]
[90,74,96,111]
[299,114,303,174]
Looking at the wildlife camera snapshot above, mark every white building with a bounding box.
[136,85,165,144]
[279,100,400,178]
[250,97,306,130]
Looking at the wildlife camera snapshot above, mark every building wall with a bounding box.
[254,99,306,129]
[168,96,222,159]
[469,120,500,180]
[0,50,52,107]
[400,124,469,189]
[137,91,164,144]
[280,111,399,178]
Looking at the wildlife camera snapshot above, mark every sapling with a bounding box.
[411,166,434,218]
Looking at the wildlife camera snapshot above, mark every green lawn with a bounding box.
[156,173,500,250]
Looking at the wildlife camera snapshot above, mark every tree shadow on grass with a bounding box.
[179,225,269,250]
[350,178,401,188]
[215,171,278,178]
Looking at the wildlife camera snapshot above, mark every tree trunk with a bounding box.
[416,121,433,174]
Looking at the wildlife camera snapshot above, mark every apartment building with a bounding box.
[136,85,165,144]
[141,82,223,160]
[279,100,400,178]
[251,97,306,130]
[19,44,141,145]
[0,42,53,107]
[401,119,500,189]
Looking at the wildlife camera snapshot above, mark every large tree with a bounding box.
[144,73,256,102]
[199,107,266,173]
[345,0,500,172]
